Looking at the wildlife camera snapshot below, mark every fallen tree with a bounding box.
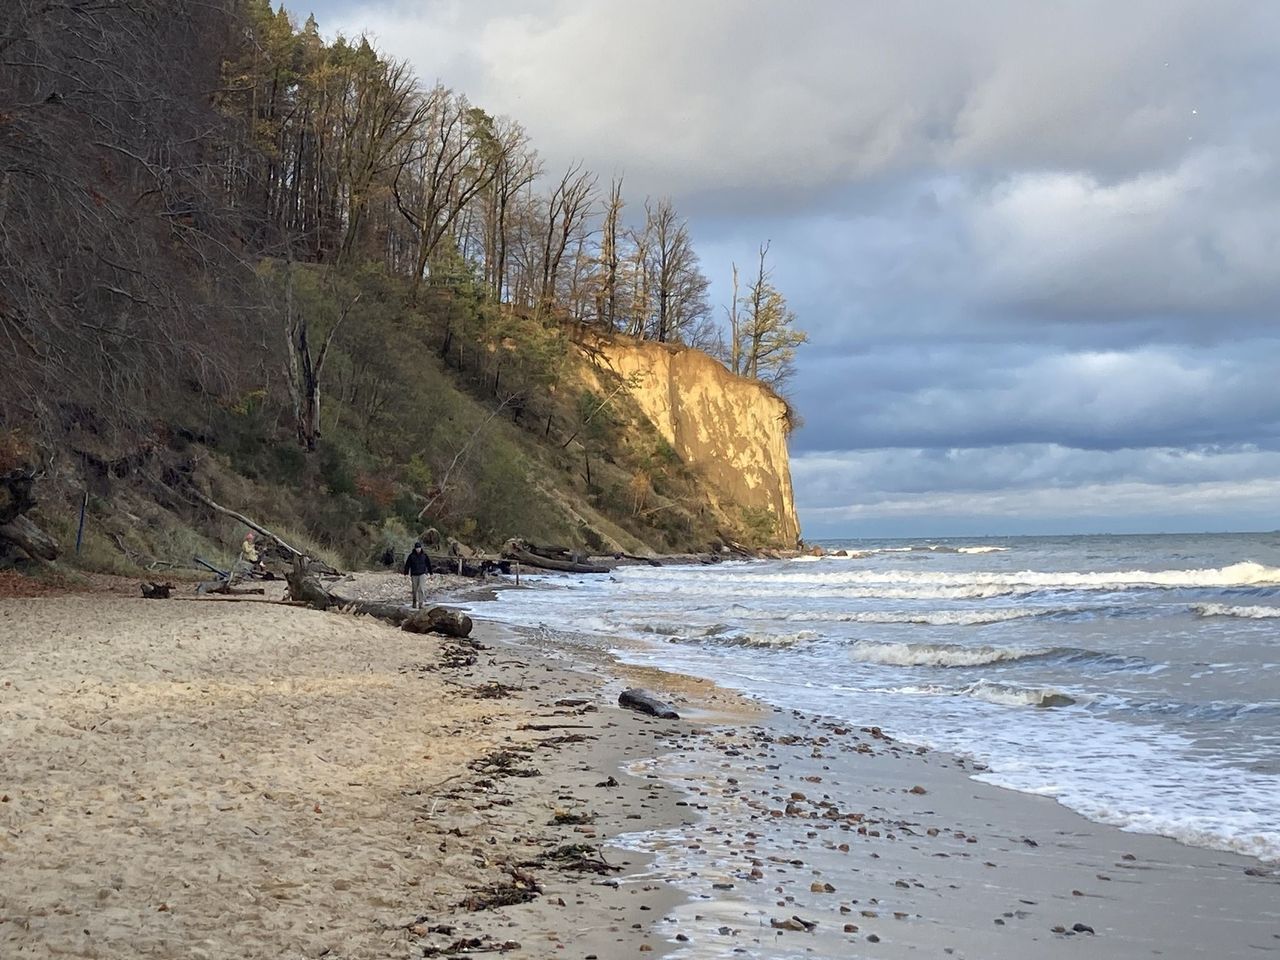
[285,557,472,637]
[0,468,59,565]
[502,538,610,574]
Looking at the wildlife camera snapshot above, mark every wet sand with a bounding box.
[1,586,1277,958]
[622,713,1280,958]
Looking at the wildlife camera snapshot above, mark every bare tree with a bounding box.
[724,261,742,374]
[539,161,597,310]
[0,0,258,444]
[392,87,497,296]
[483,119,539,300]
[282,264,360,451]
[596,177,625,329]
[334,48,424,264]
[644,197,710,344]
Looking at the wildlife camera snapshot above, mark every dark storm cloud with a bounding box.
[313,0,1280,534]
[789,339,1280,452]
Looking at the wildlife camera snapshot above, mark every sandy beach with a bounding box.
[2,579,1278,958]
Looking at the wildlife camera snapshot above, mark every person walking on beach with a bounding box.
[403,541,434,609]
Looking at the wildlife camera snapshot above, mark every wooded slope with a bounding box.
[0,1,801,573]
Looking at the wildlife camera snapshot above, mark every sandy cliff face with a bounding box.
[586,337,800,547]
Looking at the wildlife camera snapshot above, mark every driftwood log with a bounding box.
[423,552,511,578]
[0,468,58,563]
[184,487,340,576]
[0,513,59,562]
[502,539,610,574]
[614,552,662,567]
[196,580,265,596]
[401,607,473,638]
[618,688,680,720]
[286,558,472,637]
[193,556,230,578]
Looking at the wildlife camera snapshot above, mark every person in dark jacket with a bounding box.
[403,541,434,609]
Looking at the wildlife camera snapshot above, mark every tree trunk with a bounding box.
[0,514,59,561]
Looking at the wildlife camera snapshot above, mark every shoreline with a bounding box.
[463,586,1280,956]
[2,585,1278,958]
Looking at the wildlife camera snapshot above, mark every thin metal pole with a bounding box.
[75,491,88,555]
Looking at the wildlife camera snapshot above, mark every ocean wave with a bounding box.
[773,607,1064,626]
[962,680,1078,708]
[842,606,1107,625]
[1111,696,1280,722]
[798,544,1011,560]
[1193,603,1280,619]
[880,681,1079,708]
[852,640,1056,667]
[664,628,818,649]
[850,639,1131,669]
[740,560,1280,595]
[639,622,731,638]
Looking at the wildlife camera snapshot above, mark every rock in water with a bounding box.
[402,606,473,638]
[618,688,679,719]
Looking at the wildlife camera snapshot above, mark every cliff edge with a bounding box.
[583,336,801,548]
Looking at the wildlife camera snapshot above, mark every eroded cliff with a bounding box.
[582,336,801,547]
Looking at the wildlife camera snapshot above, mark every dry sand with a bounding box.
[2,579,1278,959]
[0,592,701,958]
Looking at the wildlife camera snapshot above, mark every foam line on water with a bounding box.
[1194,603,1280,618]
[848,639,1137,669]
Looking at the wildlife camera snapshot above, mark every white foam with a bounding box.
[758,560,1280,590]
[851,639,1058,668]
[958,546,1011,554]
[1194,603,1280,619]
[870,681,1080,708]
[972,768,1280,863]
[781,607,1053,626]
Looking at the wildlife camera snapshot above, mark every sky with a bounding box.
[308,0,1280,539]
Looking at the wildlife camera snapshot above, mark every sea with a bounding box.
[475,533,1280,864]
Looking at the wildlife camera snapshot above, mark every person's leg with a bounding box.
[411,573,423,608]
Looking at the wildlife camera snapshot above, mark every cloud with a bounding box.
[791,341,1280,452]
[309,0,1280,534]
[970,147,1280,320]
[326,0,1280,201]
[794,445,1280,536]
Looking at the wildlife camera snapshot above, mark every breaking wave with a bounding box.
[751,561,1280,596]
[769,606,1090,626]
[962,680,1078,708]
[797,544,1011,561]
[850,639,1130,669]
[658,628,818,649]
[1193,603,1280,619]
[885,681,1079,708]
